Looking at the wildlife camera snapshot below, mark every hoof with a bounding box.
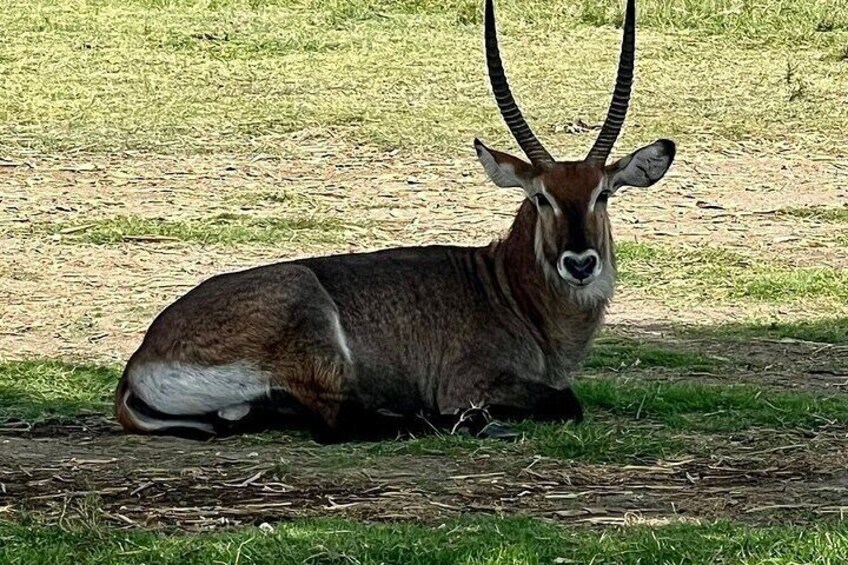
[477,420,521,441]
[450,406,492,436]
[217,403,251,421]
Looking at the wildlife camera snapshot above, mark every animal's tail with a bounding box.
[115,372,215,435]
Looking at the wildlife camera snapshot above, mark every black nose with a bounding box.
[562,253,598,281]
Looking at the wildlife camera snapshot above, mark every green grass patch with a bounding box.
[0,361,116,421]
[4,517,848,565]
[520,415,685,461]
[687,317,848,345]
[779,206,848,223]
[575,0,848,41]
[617,242,848,305]
[740,269,848,302]
[577,378,848,433]
[47,213,359,245]
[358,412,686,462]
[250,413,684,465]
[27,0,848,40]
[586,337,722,371]
[4,360,848,459]
[2,0,846,156]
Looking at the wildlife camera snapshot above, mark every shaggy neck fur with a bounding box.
[486,200,613,352]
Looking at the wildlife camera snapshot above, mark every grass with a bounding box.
[575,0,848,41]
[29,216,848,306]
[4,517,848,565]
[2,0,847,157]
[358,413,690,463]
[617,242,848,305]
[0,361,115,421]
[0,338,720,422]
[3,355,846,450]
[39,215,848,308]
[3,0,847,557]
[46,213,360,245]
[585,337,722,371]
[779,206,848,223]
[578,378,848,433]
[689,317,848,345]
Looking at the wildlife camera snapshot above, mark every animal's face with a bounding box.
[475,139,676,299]
[477,0,676,304]
[534,163,611,288]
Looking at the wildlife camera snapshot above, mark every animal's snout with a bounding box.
[559,250,600,283]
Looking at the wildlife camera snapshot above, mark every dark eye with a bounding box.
[534,194,552,208]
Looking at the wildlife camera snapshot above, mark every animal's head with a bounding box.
[476,0,675,300]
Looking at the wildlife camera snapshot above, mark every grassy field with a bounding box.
[1,0,848,562]
[6,518,848,564]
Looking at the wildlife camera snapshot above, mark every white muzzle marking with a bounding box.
[557,249,603,286]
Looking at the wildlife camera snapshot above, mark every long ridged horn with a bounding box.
[586,0,636,164]
[484,0,554,166]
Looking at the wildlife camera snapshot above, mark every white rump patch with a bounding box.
[129,360,270,416]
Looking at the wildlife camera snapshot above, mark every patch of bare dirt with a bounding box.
[1,421,847,530]
[604,322,848,392]
[1,148,846,365]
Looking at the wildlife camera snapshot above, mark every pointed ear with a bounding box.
[605,139,676,193]
[474,138,539,196]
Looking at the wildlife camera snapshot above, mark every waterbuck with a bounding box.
[115,0,675,441]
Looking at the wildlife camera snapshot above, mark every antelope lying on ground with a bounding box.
[116,0,675,441]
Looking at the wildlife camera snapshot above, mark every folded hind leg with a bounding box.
[118,264,357,437]
[157,296,357,436]
[228,268,359,432]
[267,314,357,438]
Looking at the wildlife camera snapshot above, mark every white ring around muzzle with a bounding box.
[557,249,602,285]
